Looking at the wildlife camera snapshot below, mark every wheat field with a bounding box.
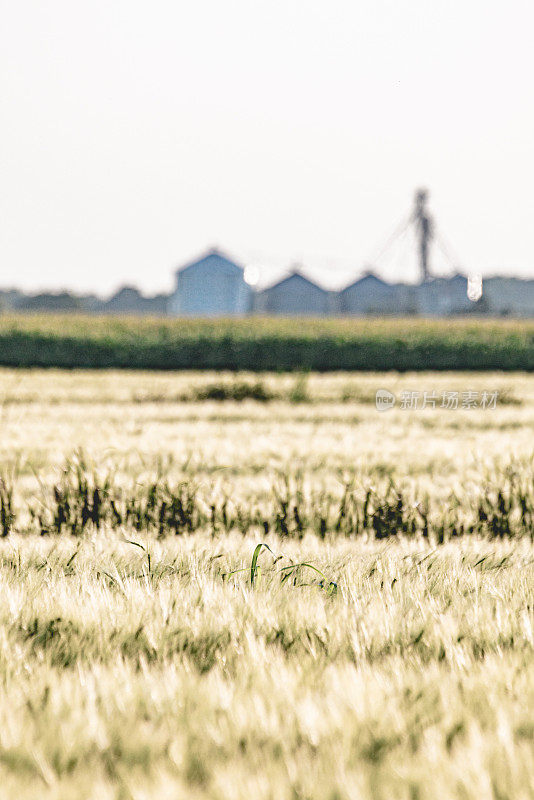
[0,368,533,799]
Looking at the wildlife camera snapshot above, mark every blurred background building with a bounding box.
[3,192,534,318]
[4,250,534,318]
[168,249,252,316]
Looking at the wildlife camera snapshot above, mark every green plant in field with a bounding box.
[223,542,338,594]
[249,542,272,585]
[193,380,274,402]
[289,372,310,403]
[124,538,152,577]
[0,476,15,536]
[6,453,534,541]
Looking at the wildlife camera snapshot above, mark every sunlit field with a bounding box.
[0,368,533,799]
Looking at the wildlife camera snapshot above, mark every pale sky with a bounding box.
[1,0,533,296]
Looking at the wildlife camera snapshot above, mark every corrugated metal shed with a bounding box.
[168,248,251,316]
[337,272,416,315]
[253,271,331,315]
[482,277,534,317]
[415,274,472,316]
